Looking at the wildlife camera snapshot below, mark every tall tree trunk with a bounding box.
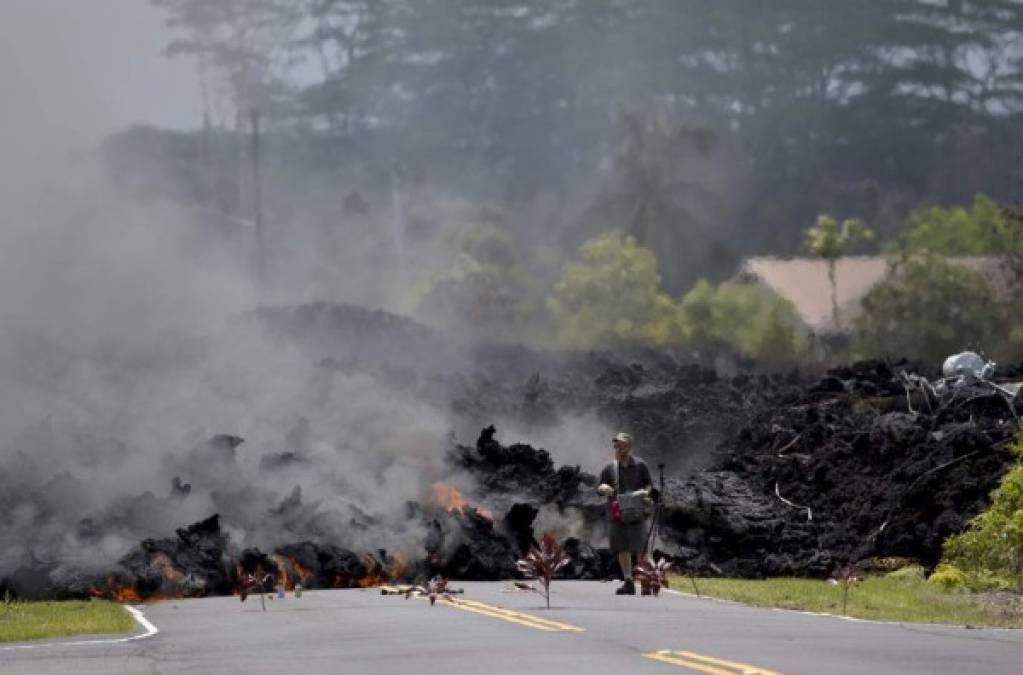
[829,259,839,331]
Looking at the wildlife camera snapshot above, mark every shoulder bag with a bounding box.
[611,460,646,525]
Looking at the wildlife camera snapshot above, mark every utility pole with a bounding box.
[250,108,265,291]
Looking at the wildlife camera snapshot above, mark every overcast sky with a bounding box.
[0,0,200,157]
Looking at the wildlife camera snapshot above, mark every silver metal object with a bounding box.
[941,351,996,381]
[901,352,1020,424]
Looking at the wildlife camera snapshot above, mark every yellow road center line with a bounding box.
[451,599,584,632]
[673,650,780,675]
[644,652,736,675]
[438,600,562,632]
[393,591,583,632]
[643,650,781,675]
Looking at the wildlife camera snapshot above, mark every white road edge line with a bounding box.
[661,589,1019,632]
[0,604,159,651]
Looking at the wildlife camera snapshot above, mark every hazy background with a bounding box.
[0,0,198,155]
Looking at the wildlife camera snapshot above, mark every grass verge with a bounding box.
[0,598,135,643]
[668,573,1023,628]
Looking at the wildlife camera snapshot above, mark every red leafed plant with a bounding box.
[405,576,456,606]
[634,555,673,597]
[829,563,863,615]
[515,531,571,609]
[238,564,276,612]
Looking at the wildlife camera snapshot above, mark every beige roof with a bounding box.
[736,256,1006,335]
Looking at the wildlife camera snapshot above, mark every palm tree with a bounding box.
[573,113,731,293]
[803,214,874,331]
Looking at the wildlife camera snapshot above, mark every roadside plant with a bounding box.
[937,432,1023,590]
[238,565,275,612]
[405,576,456,606]
[515,532,571,609]
[829,563,863,615]
[634,555,673,596]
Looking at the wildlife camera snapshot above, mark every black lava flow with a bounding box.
[2,304,1020,600]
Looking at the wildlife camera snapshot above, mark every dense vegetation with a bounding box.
[105,2,1023,363]
[933,433,1023,591]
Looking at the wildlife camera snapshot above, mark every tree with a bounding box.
[141,0,1023,284]
[415,225,533,340]
[894,194,1007,255]
[803,214,874,332]
[852,254,1006,363]
[573,114,730,293]
[1000,180,1023,286]
[546,231,685,348]
[153,0,303,121]
[296,0,396,137]
[679,280,804,361]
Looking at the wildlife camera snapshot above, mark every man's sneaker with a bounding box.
[615,579,636,595]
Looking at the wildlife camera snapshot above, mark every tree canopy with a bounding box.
[148,0,1023,264]
[852,255,1008,363]
[546,231,685,348]
[895,194,1008,256]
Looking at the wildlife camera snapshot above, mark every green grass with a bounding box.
[668,573,1023,628]
[0,598,135,643]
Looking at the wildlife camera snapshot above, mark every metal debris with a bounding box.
[900,351,1021,423]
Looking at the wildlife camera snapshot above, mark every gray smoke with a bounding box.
[0,1,617,590]
[0,157,472,580]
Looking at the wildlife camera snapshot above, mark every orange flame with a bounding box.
[431,482,469,511]
[111,585,142,602]
[289,557,313,585]
[430,482,493,520]
[90,575,180,603]
[269,554,289,590]
[386,550,409,579]
[357,574,386,589]
[152,553,186,586]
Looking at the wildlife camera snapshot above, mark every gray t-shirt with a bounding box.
[599,456,652,496]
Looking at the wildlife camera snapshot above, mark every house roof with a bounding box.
[736,256,1007,335]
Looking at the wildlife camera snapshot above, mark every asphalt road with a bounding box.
[2,582,1022,674]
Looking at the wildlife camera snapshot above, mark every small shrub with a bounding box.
[634,555,673,596]
[515,532,571,609]
[405,576,455,606]
[829,563,864,615]
[886,565,926,582]
[935,432,1023,591]
[238,565,275,611]
[928,563,969,590]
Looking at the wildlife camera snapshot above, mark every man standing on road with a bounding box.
[596,432,653,595]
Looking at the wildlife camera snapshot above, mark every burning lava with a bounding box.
[4,322,1021,602]
[430,482,494,521]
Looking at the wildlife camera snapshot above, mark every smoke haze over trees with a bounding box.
[135,0,1023,291]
